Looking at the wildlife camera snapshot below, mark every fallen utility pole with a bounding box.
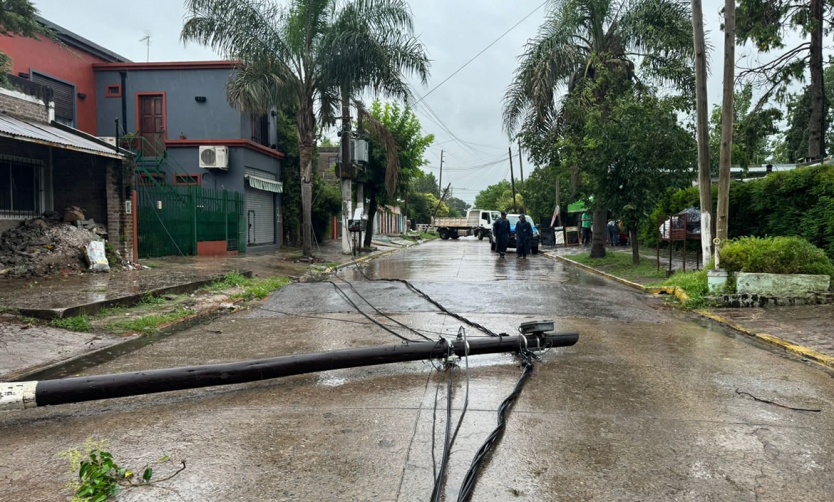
[1,333,578,410]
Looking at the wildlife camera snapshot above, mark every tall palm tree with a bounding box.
[503,0,694,257]
[182,0,429,256]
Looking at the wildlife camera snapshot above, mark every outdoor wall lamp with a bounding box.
[77,93,87,100]
[195,96,207,103]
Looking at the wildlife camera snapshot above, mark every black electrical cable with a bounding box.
[340,262,506,338]
[456,351,538,502]
[333,275,433,342]
[329,281,417,343]
[431,360,455,502]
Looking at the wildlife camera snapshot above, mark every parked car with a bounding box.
[490,213,540,254]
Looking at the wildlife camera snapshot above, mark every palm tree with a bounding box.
[503,0,694,258]
[182,0,429,257]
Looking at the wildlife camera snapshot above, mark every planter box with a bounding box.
[736,272,831,297]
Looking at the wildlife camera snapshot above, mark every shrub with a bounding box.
[720,236,834,277]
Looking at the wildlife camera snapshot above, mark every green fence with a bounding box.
[136,185,245,258]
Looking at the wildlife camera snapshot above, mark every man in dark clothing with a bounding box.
[515,213,533,259]
[493,211,510,258]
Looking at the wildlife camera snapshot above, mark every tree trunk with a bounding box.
[716,0,735,250]
[590,209,607,258]
[298,96,316,257]
[299,144,314,257]
[364,189,378,248]
[808,0,824,160]
[630,229,639,265]
[691,0,713,267]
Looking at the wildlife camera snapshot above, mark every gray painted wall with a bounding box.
[94,67,283,246]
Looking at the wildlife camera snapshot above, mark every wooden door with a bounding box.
[139,95,165,156]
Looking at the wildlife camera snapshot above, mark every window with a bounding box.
[174,174,200,186]
[0,156,42,218]
[251,114,270,146]
[31,72,75,127]
[138,173,166,186]
[105,85,121,98]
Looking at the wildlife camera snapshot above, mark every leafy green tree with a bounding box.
[736,0,833,160]
[0,0,44,87]
[708,84,782,172]
[561,79,696,263]
[411,172,439,197]
[182,0,428,257]
[503,0,695,258]
[445,196,469,217]
[362,101,434,245]
[771,65,834,163]
[474,180,512,210]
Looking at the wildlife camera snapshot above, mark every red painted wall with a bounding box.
[0,34,108,134]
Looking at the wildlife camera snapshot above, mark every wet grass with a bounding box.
[570,251,668,283]
[103,309,192,334]
[51,315,93,332]
[207,271,290,299]
[649,270,712,308]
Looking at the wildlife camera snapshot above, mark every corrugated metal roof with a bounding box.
[0,114,124,158]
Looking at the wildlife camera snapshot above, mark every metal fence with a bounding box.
[136,185,245,258]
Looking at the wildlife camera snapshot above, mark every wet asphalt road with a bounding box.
[2,238,834,501]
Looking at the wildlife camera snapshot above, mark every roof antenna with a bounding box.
[139,32,151,62]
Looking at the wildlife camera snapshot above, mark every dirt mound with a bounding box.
[0,215,104,278]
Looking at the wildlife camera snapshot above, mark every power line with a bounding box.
[413,0,549,106]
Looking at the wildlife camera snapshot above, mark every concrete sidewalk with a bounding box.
[0,237,414,380]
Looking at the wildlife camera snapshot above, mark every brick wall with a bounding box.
[0,90,49,122]
[105,158,134,263]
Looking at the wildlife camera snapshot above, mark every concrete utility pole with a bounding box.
[716,0,735,256]
[509,147,517,212]
[0,333,578,409]
[340,89,353,254]
[691,0,713,267]
[438,150,444,196]
[517,141,524,184]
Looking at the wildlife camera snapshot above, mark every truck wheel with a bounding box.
[451,234,460,240]
[478,231,485,241]
[440,230,450,240]
[532,245,539,255]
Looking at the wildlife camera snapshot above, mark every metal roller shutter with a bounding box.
[245,185,275,245]
[31,73,74,126]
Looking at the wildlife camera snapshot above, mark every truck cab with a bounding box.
[474,210,500,240]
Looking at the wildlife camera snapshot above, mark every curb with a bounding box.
[333,245,404,272]
[544,252,690,303]
[544,252,833,371]
[695,309,834,370]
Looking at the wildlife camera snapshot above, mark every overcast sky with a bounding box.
[33,0,803,204]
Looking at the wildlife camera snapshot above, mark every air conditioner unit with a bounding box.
[98,137,117,146]
[199,145,229,169]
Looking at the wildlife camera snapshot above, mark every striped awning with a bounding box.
[245,175,283,193]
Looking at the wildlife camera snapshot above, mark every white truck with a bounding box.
[432,208,500,240]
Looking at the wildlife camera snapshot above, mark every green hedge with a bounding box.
[644,165,834,262]
[720,236,834,277]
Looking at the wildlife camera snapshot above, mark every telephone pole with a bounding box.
[509,147,517,212]
[438,150,444,197]
[517,141,524,184]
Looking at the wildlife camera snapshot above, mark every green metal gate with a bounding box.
[137,185,245,259]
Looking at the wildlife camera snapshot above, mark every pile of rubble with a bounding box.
[0,208,112,278]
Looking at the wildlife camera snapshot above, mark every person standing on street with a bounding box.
[607,219,619,246]
[581,211,592,246]
[493,211,510,258]
[516,213,533,259]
